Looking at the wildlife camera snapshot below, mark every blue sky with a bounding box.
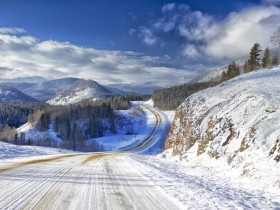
[0,0,279,88]
[0,0,262,54]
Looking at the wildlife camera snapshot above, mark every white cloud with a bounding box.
[182,44,201,58]
[203,6,280,59]
[162,3,176,13]
[148,4,280,60]
[179,11,214,41]
[138,26,158,45]
[0,28,191,87]
[154,15,178,32]
[0,28,26,35]
[128,28,137,36]
[262,0,280,6]
[177,6,280,59]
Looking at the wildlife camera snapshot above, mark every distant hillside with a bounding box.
[191,58,247,83]
[0,85,39,102]
[105,86,127,95]
[106,83,161,95]
[47,79,113,105]
[22,78,79,101]
[152,81,219,110]
[0,82,35,91]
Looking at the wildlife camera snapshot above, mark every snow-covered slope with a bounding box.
[47,79,113,105]
[193,64,228,82]
[0,82,36,91]
[22,77,79,101]
[192,58,247,83]
[165,67,280,188]
[0,85,38,102]
[0,141,71,161]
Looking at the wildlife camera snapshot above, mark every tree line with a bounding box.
[0,102,47,128]
[152,81,219,110]
[0,93,144,150]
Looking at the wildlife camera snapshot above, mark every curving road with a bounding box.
[0,103,179,210]
[118,103,165,152]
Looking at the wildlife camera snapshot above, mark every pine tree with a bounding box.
[248,43,262,71]
[222,61,240,81]
[228,61,240,78]
[272,56,278,66]
[221,71,227,81]
[262,47,271,68]
[243,60,250,73]
[270,27,280,61]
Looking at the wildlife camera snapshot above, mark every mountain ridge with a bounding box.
[22,77,79,101]
[0,85,39,102]
[47,79,113,105]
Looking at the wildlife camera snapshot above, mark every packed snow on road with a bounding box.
[0,98,279,209]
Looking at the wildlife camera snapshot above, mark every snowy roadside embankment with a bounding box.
[128,154,280,210]
[165,67,280,190]
[0,141,71,161]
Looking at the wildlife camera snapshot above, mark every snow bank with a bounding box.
[0,141,71,161]
[128,154,280,209]
[165,67,280,190]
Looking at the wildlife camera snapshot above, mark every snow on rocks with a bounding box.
[165,66,280,190]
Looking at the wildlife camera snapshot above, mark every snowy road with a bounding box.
[0,103,278,210]
[0,153,179,210]
[0,103,180,210]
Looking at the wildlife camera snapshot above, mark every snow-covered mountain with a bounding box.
[105,86,127,95]
[22,78,79,101]
[0,82,36,91]
[47,79,113,105]
[165,66,280,186]
[192,58,247,83]
[0,85,39,102]
[106,83,161,94]
[191,64,228,83]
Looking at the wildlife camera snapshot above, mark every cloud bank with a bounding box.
[1,4,279,89]
[131,4,280,62]
[0,30,193,87]
[262,0,280,6]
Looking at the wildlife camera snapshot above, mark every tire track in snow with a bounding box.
[0,155,88,209]
[0,153,83,173]
[119,103,162,152]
